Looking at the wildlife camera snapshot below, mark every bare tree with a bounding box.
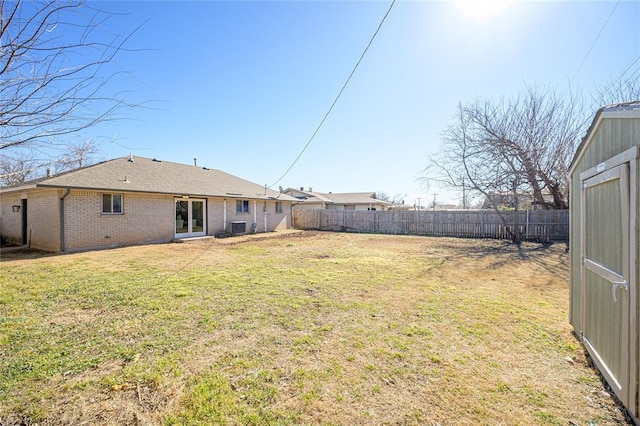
[0,0,139,166]
[594,59,640,106]
[0,138,98,185]
[376,191,406,204]
[424,88,586,241]
[53,138,99,173]
[0,154,39,186]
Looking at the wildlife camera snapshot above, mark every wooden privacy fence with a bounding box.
[292,209,569,241]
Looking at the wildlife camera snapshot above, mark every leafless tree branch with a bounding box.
[422,88,587,241]
[0,0,143,167]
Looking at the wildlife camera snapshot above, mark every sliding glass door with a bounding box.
[175,199,206,237]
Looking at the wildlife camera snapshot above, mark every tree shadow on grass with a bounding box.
[430,238,569,276]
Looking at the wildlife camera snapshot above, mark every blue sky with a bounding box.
[87,0,639,206]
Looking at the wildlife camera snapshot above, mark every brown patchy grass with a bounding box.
[0,231,629,425]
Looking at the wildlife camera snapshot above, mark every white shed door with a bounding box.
[580,163,634,409]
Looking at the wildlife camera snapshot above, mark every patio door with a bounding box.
[580,161,634,410]
[175,199,206,238]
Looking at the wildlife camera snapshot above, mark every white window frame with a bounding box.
[236,200,250,213]
[101,193,123,215]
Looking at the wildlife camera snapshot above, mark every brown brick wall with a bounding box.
[28,190,62,251]
[0,193,23,244]
[220,199,290,233]
[0,189,61,251]
[64,191,174,251]
[2,190,293,252]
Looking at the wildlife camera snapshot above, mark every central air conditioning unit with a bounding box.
[231,221,246,235]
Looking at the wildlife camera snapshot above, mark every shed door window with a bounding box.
[102,194,123,214]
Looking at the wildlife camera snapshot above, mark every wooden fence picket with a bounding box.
[292,209,569,241]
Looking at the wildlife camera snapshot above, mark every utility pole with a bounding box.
[432,193,437,211]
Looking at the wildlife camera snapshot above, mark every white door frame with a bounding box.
[175,198,207,238]
[579,147,638,415]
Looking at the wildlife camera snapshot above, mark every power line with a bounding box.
[269,0,396,188]
[614,54,640,85]
[623,58,640,82]
[568,0,621,89]
[599,53,640,98]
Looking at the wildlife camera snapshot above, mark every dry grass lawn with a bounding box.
[0,231,629,425]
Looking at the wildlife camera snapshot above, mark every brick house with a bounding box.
[0,155,297,252]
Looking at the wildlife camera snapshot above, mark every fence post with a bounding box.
[405,211,409,235]
[305,208,567,240]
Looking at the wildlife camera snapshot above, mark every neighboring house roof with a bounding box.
[1,155,297,201]
[481,191,557,209]
[284,188,334,203]
[319,192,387,205]
[284,188,392,207]
[389,202,412,210]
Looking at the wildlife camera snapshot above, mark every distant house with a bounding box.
[435,204,461,211]
[389,202,412,211]
[480,192,556,210]
[284,188,392,211]
[0,156,297,252]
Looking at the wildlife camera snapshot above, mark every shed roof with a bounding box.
[1,156,297,201]
[570,101,640,173]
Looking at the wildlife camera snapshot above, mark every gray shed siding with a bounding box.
[569,106,640,420]
[570,117,640,327]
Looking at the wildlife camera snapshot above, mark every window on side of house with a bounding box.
[236,200,250,213]
[101,193,123,214]
[275,202,283,214]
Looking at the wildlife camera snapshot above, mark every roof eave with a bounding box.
[34,183,296,201]
[0,183,39,194]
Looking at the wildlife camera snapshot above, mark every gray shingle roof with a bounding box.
[284,188,391,206]
[317,192,389,205]
[284,188,334,203]
[31,155,296,201]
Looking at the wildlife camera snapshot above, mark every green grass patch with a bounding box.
[0,233,625,425]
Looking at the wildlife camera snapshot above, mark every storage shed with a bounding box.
[569,101,640,420]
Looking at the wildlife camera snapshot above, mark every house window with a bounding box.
[236,200,250,213]
[101,193,123,214]
[275,202,283,214]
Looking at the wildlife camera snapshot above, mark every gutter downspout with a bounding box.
[60,188,71,252]
[223,199,227,232]
[253,200,257,233]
